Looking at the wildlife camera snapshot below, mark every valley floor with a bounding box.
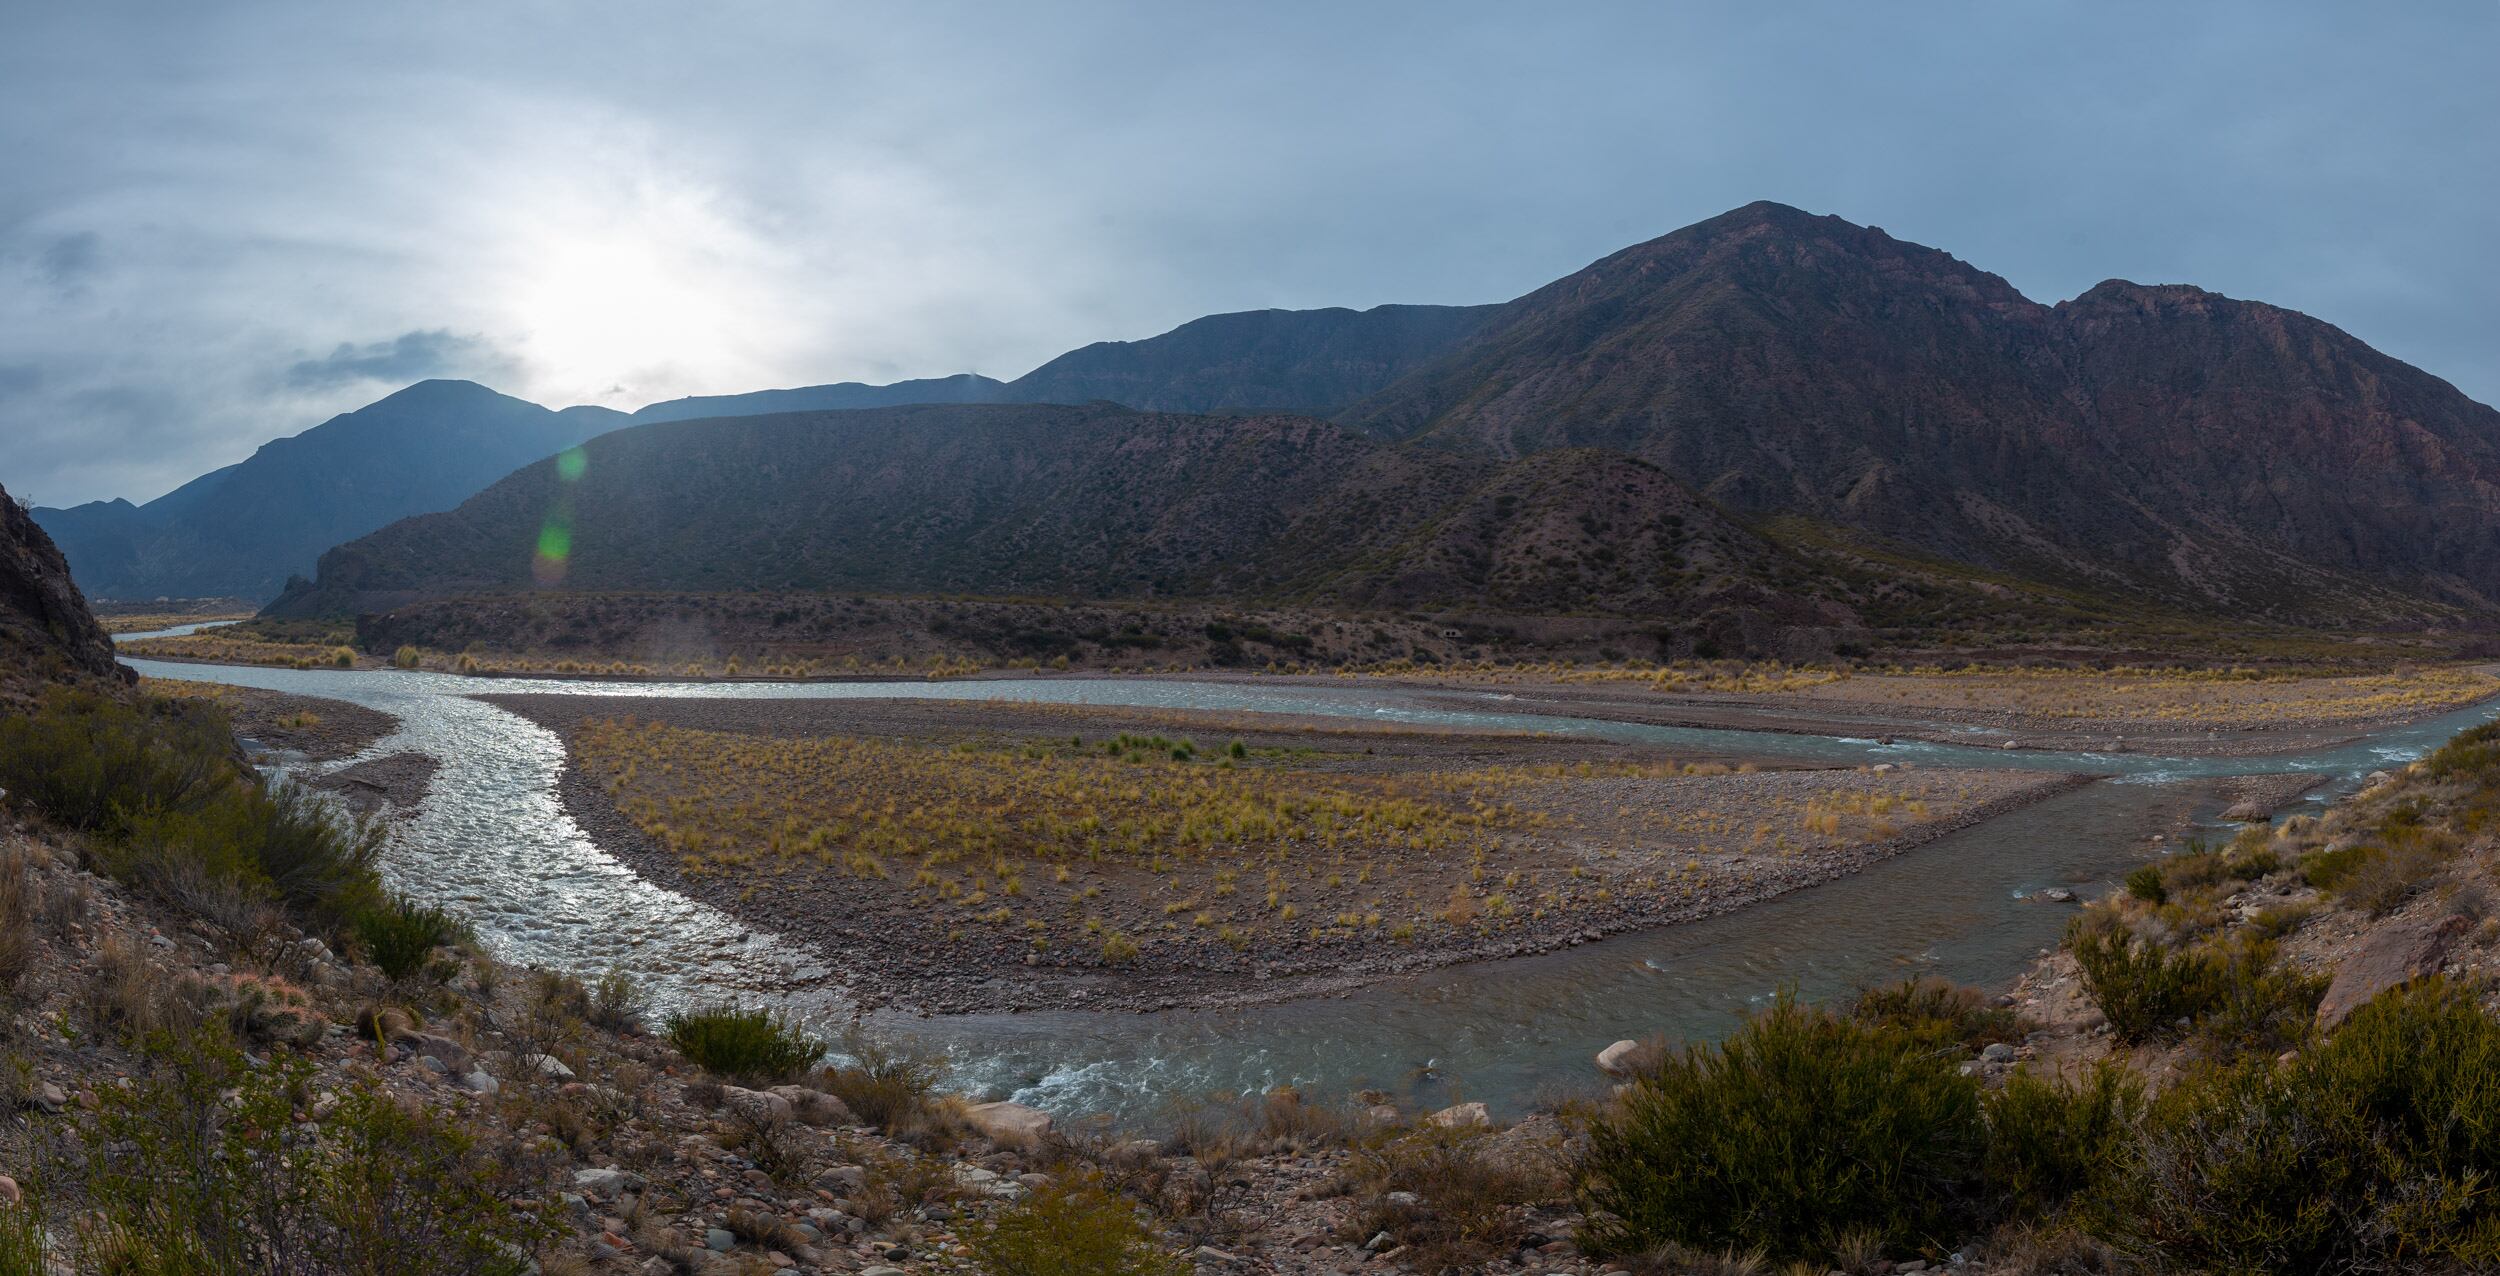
[486,692,2085,1014]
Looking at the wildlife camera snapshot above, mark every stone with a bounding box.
[1426,1101,1489,1129]
[573,1167,644,1197]
[718,1085,794,1124]
[0,1174,16,1205]
[1365,1104,1401,1124]
[2041,888,2075,903]
[964,1100,1054,1147]
[1980,1042,2017,1063]
[705,1227,737,1252]
[30,1082,68,1114]
[2223,800,2269,822]
[460,1069,500,1096]
[1594,1039,1646,1078]
[393,1031,473,1073]
[2317,915,2469,1029]
[862,1269,907,1276]
[768,1085,854,1125]
[522,1053,575,1080]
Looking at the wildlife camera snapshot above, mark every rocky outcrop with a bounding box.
[0,480,127,697]
[2316,914,2468,1030]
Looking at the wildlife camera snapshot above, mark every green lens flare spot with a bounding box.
[537,525,572,560]
[556,447,588,482]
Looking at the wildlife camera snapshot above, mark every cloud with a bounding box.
[284,330,515,390]
[36,232,99,290]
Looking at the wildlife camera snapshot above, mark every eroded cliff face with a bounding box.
[0,481,128,698]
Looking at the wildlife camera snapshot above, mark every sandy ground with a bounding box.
[486,692,2087,1015]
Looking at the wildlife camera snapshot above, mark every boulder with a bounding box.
[392,1030,473,1073]
[2223,800,2269,822]
[2317,915,2468,1030]
[1594,1039,1645,1078]
[768,1084,854,1126]
[572,1167,644,1198]
[718,1085,795,1124]
[0,1174,17,1205]
[964,1100,1054,1147]
[1426,1101,1490,1129]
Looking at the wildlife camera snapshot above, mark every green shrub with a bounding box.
[2067,919,2222,1043]
[391,645,423,669]
[1983,1063,2143,1218]
[964,1174,1185,1276]
[2333,842,2449,916]
[1846,976,2022,1050]
[1577,994,1986,1262]
[2189,939,2327,1058]
[665,1003,826,1085]
[0,687,231,835]
[2121,864,2167,905]
[113,783,382,922]
[2298,843,2369,890]
[0,1183,44,1276]
[352,895,465,983]
[819,1028,946,1129]
[74,1029,549,1274]
[1342,1124,1552,1269]
[2095,979,2500,1272]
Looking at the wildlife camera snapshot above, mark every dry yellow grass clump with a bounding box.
[119,632,355,669]
[1786,664,2500,724]
[98,611,256,635]
[573,717,1515,878]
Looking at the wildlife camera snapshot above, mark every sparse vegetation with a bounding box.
[665,1003,827,1085]
[964,1174,1188,1276]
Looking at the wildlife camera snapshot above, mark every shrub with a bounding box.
[1343,1124,1554,1269]
[819,1029,946,1129]
[352,895,465,983]
[1983,1063,2142,1217]
[964,1174,1186,1276]
[329,646,357,668]
[0,1182,44,1276]
[391,645,424,669]
[2188,939,2327,1058]
[2066,920,2222,1043]
[585,968,645,1033]
[2334,842,2448,916]
[665,1004,826,1085]
[0,687,231,835]
[0,844,33,993]
[73,1029,550,1274]
[2298,843,2369,890]
[2095,979,2500,1272]
[1577,994,1986,1262]
[114,784,383,923]
[1846,976,2022,1050]
[2121,864,2167,905]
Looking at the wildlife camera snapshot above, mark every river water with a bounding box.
[119,632,2485,1120]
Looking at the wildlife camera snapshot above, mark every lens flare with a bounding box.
[533,447,589,586]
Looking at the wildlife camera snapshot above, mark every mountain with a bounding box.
[0,480,125,698]
[267,402,1853,642]
[32,381,617,603]
[628,373,1011,422]
[1005,304,1497,415]
[34,306,1494,603]
[1344,201,2500,614]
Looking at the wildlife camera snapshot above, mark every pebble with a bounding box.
[0,1175,17,1205]
[1980,1042,2017,1063]
[705,1227,737,1252]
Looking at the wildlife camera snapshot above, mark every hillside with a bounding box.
[268,402,1873,652]
[1343,201,2500,616]
[31,381,616,603]
[0,479,126,698]
[1008,303,1496,414]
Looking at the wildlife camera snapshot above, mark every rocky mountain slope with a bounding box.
[269,402,1878,658]
[1344,201,2500,615]
[1008,303,1496,414]
[0,479,127,698]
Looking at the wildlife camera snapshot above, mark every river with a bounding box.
[118,631,2484,1121]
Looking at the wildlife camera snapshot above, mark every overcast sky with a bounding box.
[4,2,2494,508]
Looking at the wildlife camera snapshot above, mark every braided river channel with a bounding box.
[122,633,2494,1122]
